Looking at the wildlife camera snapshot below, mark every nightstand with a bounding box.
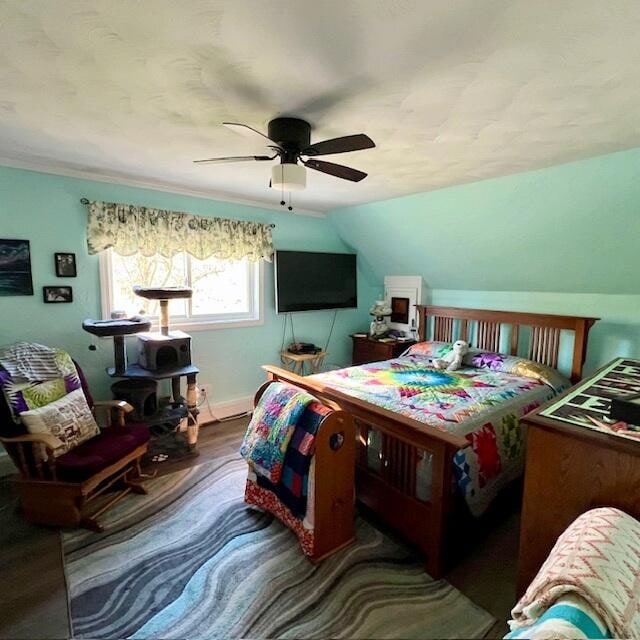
[351,335,415,365]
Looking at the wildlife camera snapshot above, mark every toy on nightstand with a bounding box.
[432,340,470,372]
[369,300,393,338]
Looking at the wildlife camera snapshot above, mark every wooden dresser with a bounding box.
[517,358,640,595]
[351,335,415,365]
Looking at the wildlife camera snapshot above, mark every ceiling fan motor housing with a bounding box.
[267,118,311,152]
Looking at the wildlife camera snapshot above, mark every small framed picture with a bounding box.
[54,252,77,277]
[43,286,73,303]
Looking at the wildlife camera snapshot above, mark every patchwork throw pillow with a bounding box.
[20,388,100,457]
[463,350,570,392]
[404,341,453,358]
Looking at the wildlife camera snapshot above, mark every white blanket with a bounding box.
[510,508,640,639]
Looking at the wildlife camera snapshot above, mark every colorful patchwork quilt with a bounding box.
[254,400,330,519]
[240,381,314,484]
[312,350,568,515]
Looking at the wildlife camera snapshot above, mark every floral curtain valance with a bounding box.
[86,200,274,262]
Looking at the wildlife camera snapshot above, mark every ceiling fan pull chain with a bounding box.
[288,192,293,212]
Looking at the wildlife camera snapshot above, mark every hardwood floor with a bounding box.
[0,476,69,639]
[0,418,516,639]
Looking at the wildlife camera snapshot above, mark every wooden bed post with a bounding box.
[425,440,455,578]
[418,307,427,342]
[311,410,356,562]
[570,318,596,383]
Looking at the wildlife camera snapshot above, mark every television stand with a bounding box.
[280,350,327,376]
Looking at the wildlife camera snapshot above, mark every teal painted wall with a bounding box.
[3,146,637,399]
[329,148,640,376]
[0,166,375,402]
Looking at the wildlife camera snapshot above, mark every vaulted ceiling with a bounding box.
[1,0,640,213]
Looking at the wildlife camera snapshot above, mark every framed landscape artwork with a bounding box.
[0,239,34,296]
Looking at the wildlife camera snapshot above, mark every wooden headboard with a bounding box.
[416,305,598,382]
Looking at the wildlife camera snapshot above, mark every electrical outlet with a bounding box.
[197,383,216,424]
[198,383,212,401]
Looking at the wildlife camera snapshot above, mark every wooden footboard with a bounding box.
[261,365,466,577]
[354,419,458,577]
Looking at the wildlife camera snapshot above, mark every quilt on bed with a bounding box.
[311,350,569,515]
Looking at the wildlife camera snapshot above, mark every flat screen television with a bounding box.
[275,250,357,313]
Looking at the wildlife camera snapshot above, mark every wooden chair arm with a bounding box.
[93,399,134,427]
[0,432,64,479]
[0,432,65,451]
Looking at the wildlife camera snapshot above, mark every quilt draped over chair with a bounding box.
[85,200,274,261]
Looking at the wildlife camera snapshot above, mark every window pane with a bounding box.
[110,251,188,317]
[190,257,251,316]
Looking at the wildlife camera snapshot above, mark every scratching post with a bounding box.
[159,299,170,336]
[113,335,127,376]
[186,374,199,446]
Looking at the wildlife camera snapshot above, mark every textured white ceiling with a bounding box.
[1,0,640,212]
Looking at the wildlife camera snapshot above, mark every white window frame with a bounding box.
[99,248,264,332]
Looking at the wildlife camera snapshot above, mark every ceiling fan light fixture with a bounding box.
[271,163,306,191]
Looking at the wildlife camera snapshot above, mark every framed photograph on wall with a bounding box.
[43,286,73,303]
[0,238,34,296]
[55,252,77,277]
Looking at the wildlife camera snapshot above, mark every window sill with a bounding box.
[168,317,264,332]
[96,316,264,337]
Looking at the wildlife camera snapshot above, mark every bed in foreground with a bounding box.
[262,305,598,577]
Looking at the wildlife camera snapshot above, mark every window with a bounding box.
[99,249,263,330]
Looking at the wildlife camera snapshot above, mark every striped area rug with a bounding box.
[62,455,495,639]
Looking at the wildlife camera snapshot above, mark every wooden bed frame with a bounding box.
[262,305,598,577]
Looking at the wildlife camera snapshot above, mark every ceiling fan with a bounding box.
[194,118,375,203]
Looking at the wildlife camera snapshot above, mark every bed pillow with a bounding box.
[463,350,570,392]
[20,388,100,457]
[404,341,454,358]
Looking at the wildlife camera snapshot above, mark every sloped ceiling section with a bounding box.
[328,148,640,295]
[1,0,640,212]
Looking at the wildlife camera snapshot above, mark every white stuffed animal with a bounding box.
[432,340,470,372]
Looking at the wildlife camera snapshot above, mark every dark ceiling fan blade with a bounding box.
[302,133,375,157]
[223,122,278,145]
[303,158,367,182]
[193,155,274,164]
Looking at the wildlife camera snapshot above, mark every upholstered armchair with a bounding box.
[0,349,151,531]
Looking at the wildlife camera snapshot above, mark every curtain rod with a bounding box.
[79,198,276,227]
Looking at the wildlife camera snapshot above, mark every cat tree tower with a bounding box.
[82,287,201,452]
